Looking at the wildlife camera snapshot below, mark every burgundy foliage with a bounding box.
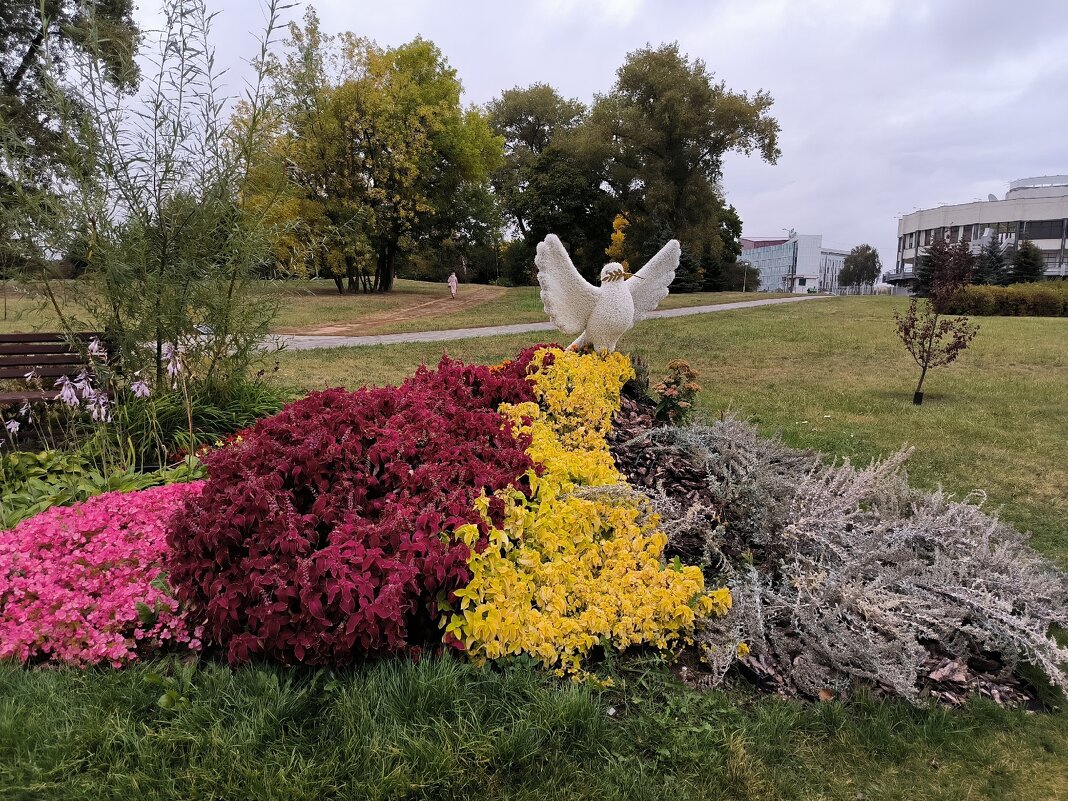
[167,349,547,665]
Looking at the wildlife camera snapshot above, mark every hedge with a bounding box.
[945,281,1068,316]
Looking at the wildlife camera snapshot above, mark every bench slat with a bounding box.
[0,366,87,380]
[0,353,86,367]
[0,332,103,344]
[0,343,83,355]
[0,390,59,405]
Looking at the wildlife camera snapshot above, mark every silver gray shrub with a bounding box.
[644,418,1068,702]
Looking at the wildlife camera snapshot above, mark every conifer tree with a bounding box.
[915,235,951,297]
[1011,240,1046,283]
[973,237,1006,285]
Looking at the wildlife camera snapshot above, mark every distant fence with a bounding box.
[834,285,901,296]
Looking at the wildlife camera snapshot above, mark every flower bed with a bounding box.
[166,352,542,665]
[0,482,204,666]
[446,349,724,674]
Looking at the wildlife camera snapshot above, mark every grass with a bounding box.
[270,281,795,334]
[1,278,793,336]
[5,293,1068,800]
[270,296,1068,565]
[3,656,1067,800]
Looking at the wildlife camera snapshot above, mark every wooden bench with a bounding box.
[0,332,104,407]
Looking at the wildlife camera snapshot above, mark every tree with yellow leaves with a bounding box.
[246,9,503,292]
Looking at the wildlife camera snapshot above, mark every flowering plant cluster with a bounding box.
[445,349,727,674]
[167,350,545,665]
[0,482,204,666]
[8,345,726,674]
[653,359,701,424]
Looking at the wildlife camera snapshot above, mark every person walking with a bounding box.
[447,271,458,299]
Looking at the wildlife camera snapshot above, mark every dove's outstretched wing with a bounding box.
[535,234,600,336]
[627,239,680,323]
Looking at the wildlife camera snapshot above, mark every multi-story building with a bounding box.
[888,176,1068,287]
[740,232,847,293]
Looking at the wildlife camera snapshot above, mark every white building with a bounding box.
[740,232,847,293]
[888,176,1068,287]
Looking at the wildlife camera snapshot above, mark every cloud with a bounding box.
[134,0,1068,268]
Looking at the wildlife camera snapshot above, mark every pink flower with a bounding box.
[54,376,80,407]
[0,482,205,666]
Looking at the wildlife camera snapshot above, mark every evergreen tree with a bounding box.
[1011,240,1046,283]
[638,218,702,292]
[947,238,975,288]
[915,236,951,296]
[973,237,1006,285]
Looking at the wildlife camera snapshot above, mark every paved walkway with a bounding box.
[269,294,832,351]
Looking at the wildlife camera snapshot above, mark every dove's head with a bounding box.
[600,263,637,284]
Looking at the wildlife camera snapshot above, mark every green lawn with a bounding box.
[270,296,1068,565]
[6,294,1068,800]
[3,656,1066,800]
[1,278,793,336]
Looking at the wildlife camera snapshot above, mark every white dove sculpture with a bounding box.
[535,233,680,352]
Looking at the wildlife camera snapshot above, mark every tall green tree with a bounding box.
[486,84,610,281]
[1,0,139,182]
[839,244,881,287]
[254,10,503,292]
[973,236,1006,285]
[586,42,779,289]
[915,236,951,297]
[699,205,743,291]
[0,0,284,385]
[1011,239,1046,283]
[1,1,139,274]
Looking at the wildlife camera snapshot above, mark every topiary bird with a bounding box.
[535,233,680,352]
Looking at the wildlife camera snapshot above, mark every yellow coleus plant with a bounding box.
[446,348,730,675]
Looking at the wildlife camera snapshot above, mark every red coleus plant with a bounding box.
[167,350,546,665]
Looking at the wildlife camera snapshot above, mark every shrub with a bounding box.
[167,352,543,665]
[445,349,727,675]
[0,482,204,666]
[642,419,1068,702]
[946,282,1068,317]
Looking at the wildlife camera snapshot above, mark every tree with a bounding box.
[586,43,779,287]
[973,237,1006,285]
[1,1,139,183]
[915,236,950,298]
[252,11,503,292]
[839,244,881,287]
[0,0,285,386]
[699,206,743,291]
[1011,240,1046,283]
[946,238,975,292]
[723,259,759,291]
[894,299,978,405]
[487,84,610,282]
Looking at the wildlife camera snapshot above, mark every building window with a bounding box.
[798,278,807,286]
[923,229,934,246]
[949,225,959,241]
[1024,219,1065,240]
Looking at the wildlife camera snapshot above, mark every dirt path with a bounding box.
[281,285,508,336]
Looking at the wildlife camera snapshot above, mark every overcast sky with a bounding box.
[142,0,1068,265]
